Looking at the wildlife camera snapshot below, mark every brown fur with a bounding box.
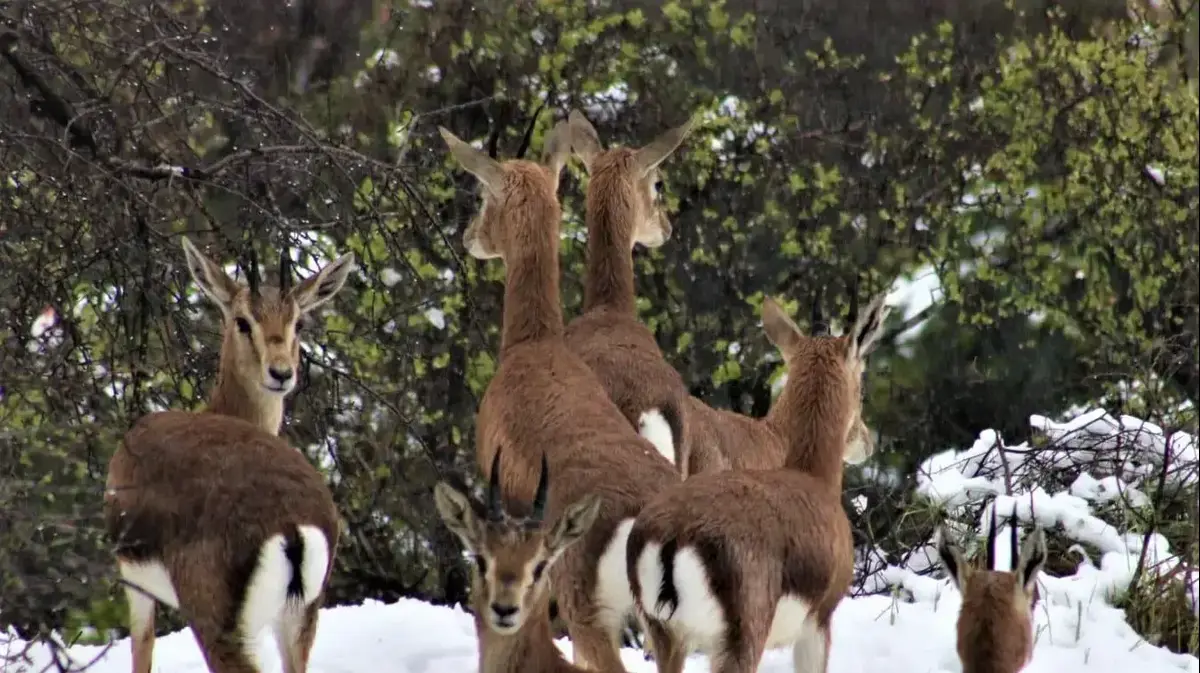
[434,456,626,673]
[103,237,354,673]
[935,512,1048,673]
[561,109,696,470]
[440,122,681,672]
[682,299,878,477]
[625,293,891,673]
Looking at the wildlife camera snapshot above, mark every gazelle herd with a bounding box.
[101,110,1046,673]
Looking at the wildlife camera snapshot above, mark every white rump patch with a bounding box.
[594,518,637,635]
[635,543,725,653]
[296,525,331,604]
[638,409,675,465]
[118,559,180,610]
[240,526,330,642]
[790,611,828,673]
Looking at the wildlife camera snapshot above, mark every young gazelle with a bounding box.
[562,108,696,468]
[439,121,681,671]
[433,451,617,673]
[626,291,891,673]
[934,508,1048,673]
[104,237,355,673]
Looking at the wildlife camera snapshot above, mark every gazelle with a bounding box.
[104,236,355,673]
[433,451,621,673]
[562,108,696,469]
[439,120,680,672]
[626,291,891,673]
[934,507,1048,673]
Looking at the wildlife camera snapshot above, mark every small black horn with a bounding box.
[986,502,999,571]
[532,453,550,522]
[811,287,829,336]
[488,450,504,521]
[1009,512,1020,572]
[279,248,292,294]
[246,246,262,298]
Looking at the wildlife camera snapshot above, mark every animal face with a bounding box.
[180,237,355,397]
[566,109,696,250]
[439,125,572,262]
[433,454,601,636]
[761,292,891,464]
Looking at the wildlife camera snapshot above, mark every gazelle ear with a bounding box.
[1016,526,1047,598]
[290,252,356,314]
[434,482,485,553]
[541,120,573,188]
[180,236,241,312]
[546,494,601,556]
[567,109,604,173]
[635,113,697,176]
[761,296,803,356]
[439,126,506,196]
[934,526,971,592]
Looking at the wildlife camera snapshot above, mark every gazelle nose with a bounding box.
[490,603,518,619]
[268,367,294,383]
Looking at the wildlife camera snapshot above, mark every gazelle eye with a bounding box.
[235,317,252,335]
[532,560,547,581]
[294,316,308,332]
[475,555,488,575]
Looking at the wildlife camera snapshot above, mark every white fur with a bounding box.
[791,615,828,673]
[296,525,332,604]
[240,526,330,641]
[118,559,180,610]
[638,409,675,465]
[274,602,307,670]
[594,518,637,635]
[636,543,819,655]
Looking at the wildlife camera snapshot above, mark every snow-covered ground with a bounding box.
[4,408,1198,673]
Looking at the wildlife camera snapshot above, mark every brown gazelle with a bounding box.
[439,120,681,671]
[626,291,891,673]
[562,108,696,469]
[934,507,1048,673]
[680,300,878,477]
[104,237,355,673]
[433,451,619,673]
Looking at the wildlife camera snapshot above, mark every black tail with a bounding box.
[658,401,686,469]
[283,526,306,600]
[655,538,680,619]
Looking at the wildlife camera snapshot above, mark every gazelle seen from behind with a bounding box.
[680,299,878,478]
[627,291,891,673]
[104,236,355,673]
[434,451,628,673]
[440,119,681,672]
[562,108,696,469]
[934,507,1048,673]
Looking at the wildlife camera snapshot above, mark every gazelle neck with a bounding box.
[204,335,285,436]
[582,171,637,315]
[499,205,566,352]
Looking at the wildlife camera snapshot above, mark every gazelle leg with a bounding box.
[124,583,156,673]
[275,601,321,673]
[643,618,686,673]
[791,622,831,673]
[193,625,261,673]
[568,621,626,672]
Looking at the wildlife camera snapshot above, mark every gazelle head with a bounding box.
[761,291,890,465]
[434,452,602,636]
[935,509,1048,673]
[180,236,355,398]
[565,109,696,249]
[439,123,573,261]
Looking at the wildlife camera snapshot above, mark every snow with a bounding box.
[5,588,1197,673]
[4,408,1196,673]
